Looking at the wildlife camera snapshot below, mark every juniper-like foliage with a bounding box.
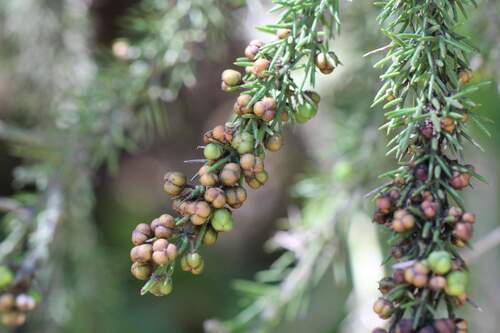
[370,0,489,332]
[129,0,342,297]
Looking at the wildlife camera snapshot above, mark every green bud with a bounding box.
[204,143,223,160]
[446,271,468,296]
[211,208,235,232]
[187,253,202,269]
[0,266,13,289]
[295,102,317,123]
[428,251,452,275]
[232,132,254,155]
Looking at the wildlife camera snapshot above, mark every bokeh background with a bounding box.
[0,0,499,332]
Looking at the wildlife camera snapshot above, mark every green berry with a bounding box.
[446,271,468,296]
[296,102,317,123]
[211,208,235,232]
[428,251,452,275]
[204,143,223,160]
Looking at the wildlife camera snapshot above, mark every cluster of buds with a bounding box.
[129,215,177,296]
[445,207,475,248]
[0,266,37,328]
[373,318,468,333]
[127,5,338,295]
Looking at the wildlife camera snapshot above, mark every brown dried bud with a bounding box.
[204,187,226,208]
[462,212,476,224]
[429,275,447,291]
[132,230,148,245]
[246,171,268,189]
[191,201,212,225]
[458,70,473,84]
[276,28,291,39]
[376,196,392,215]
[251,58,270,78]
[225,187,247,208]
[265,133,283,152]
[0,294,15,311]
[441,117,456,133]
[234,94,253,115]
[453,222,473,241]
[199,165,219,187]
[315,53,335,74]
[244,40,263,60]
[212,125,226,143]
[163,172,187,196]
[131,262,152,280]
[220,163,242,187]
[130,244,153,263]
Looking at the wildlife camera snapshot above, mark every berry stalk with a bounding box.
[129,0,341,296]
[370,0,488,332]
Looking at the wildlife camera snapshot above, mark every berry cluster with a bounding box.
[129,17,338,295]
[0,266,37,328]
[370,0,485,330]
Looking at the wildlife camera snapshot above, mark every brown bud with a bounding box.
[153,250,170,265]
[315,53,335,74]
[413,273,429,288]
[130,244,153,263]
[462,212,475,224]
[453,222,473,241]
[132,230,148,245]
[265,133,283,152]
[458,70,473,84]
[401,214,416,230]
[448,206,463,219]
[392,218,405,233]
[239,154,256,171]
[220,163,242,187]
[191,201,212,225]
[441,117,456,133]
[204,187,226,208]
[234,94,253,115]
[225,187,247,208]
[199,165,219,187]
[414,262,430,275]
[244,39,263,60]
[376,196,392,214]
[135,223,152,237]
[276,28,291,39]
[153,238,169,251]
[0,294,15,311]
[163,172,187,196]
[429,275,447,291]
[131,262,153,280]
[251,58,270,78]
[212,125,226,143]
